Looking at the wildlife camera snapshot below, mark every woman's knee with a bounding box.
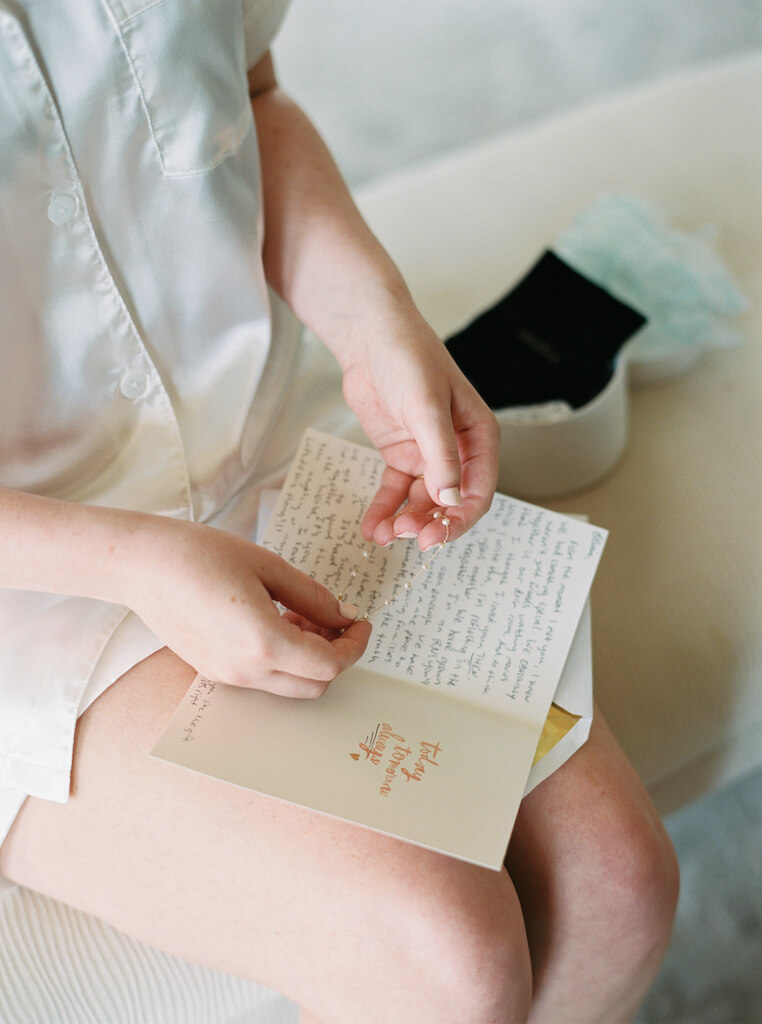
[315,858,533,1024]
[589,796,680,960]
[390,863,533,1022]
[525,713,680,958]
[626,816,680,941]
[509,747,679,976]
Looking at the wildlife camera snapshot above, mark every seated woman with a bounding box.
[0,3,678,1022]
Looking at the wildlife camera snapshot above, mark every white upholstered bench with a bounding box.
[1,52,759,1024]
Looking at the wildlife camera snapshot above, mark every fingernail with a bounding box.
[396,531,418,539]
[438,486,462,507]
[340,601,360,620]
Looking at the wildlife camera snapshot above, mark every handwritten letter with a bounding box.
[263,430,606,728]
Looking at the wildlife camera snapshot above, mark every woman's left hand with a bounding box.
[340,307,500,551]
[250,62,498,542]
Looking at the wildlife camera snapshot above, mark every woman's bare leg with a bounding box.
[0,648,531,1024]
[506,711,679,1024]
[295,711,678,1024]
[1,648,676,1024]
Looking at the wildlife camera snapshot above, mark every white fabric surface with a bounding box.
[0,0,295,809]
[0,885,297,1024]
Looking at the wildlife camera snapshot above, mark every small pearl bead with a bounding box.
[433,510,441,519]
[362,550,369,558]
[441,517,450,526]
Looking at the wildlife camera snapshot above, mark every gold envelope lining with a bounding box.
[532,703,582,766]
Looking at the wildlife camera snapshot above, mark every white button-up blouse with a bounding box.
[0,0,297,804]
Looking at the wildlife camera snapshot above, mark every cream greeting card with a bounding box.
[153,430,605,869]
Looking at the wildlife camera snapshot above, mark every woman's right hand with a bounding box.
[123,517,371,698]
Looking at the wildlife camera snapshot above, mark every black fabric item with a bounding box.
[445,251,646,409]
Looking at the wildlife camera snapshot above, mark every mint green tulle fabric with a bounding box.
[555,194,749,363]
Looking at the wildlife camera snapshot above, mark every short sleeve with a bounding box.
[241,0,292,69]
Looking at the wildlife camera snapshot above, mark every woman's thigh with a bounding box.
[505,709,679,1019]
[508,707,677,925]
[0,648,532,1024]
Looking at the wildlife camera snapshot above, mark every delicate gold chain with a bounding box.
[337,511,451,620]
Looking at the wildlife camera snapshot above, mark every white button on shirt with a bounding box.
[46,193,78,225]
[119,370,150,401]
[0,0,299,807]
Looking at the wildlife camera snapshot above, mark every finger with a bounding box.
[329,617,372,668]
[406,396,464,510]
[380,476,434,539]
[450,413,500,529]
[414,385,499,544]
[264,618,372,697]
[372,416,498,548]
[280,610,337,639]
[258,551,359,628]
[416,479,492,550]
[361,465,416,543]
[366,473,442,545]
[395,512,449,546]
[393,480,480,550]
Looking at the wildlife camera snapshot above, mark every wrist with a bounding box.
[93,507,166,609]
[327,275,430,372]
[0,489,177,610]
[105,510,200,612]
